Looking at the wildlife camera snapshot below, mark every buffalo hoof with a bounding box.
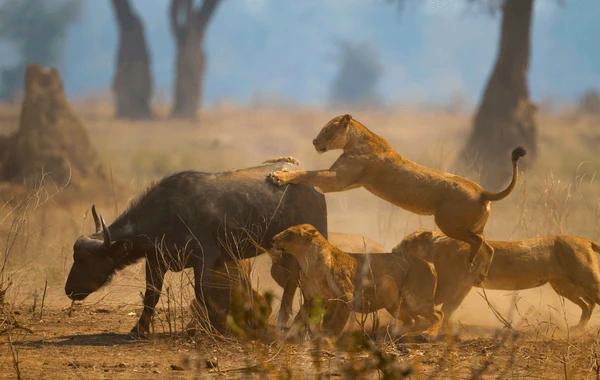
[569,324,587,336]
[432,332,461,343]
[128,326,149,340]
[284,323,311,343]
[276,314,291,333]
[185,326,198,338]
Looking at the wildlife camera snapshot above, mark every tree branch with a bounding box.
[111,0,134,27]
[194,0,221,36]
[170,0,193,42]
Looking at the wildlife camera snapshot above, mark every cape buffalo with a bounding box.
[65,158,327,337]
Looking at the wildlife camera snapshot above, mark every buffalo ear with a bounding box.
[419,231,434,240]
[106,240,132,259]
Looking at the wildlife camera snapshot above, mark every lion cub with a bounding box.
[269,114,526,281]
[271,224,442,336]
[396,230,600,330]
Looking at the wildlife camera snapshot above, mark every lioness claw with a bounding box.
[268,171,287,186]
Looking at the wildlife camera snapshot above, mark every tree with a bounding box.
[0,0,81,100]
[169,0,221,119]
[458,0,537,188]
[111,0,153,119]
[330,41,383,107]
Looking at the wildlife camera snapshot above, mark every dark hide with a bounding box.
[65,161,327,336]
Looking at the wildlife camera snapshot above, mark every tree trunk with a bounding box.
[111,0,152,119]
[458,0,537,189]
[170,0,220,119]
[172,28,205,118]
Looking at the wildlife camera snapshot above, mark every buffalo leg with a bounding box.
[130,259,165,338]
[271,253,300,329]
[192,247,225,333]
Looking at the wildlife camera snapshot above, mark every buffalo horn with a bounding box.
[100,216,112,248]
[91,205,101,233]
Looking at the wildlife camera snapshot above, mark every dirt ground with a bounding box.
[3,302,600,379]
[1,104,600,378]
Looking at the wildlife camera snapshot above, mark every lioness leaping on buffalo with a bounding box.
[396,230,600,330]
[269,114,526,280]
[271,224,442,338]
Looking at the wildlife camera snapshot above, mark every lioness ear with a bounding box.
[341,114,352,125]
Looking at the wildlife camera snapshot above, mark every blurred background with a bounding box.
[1,0,599,107]
[0,0,599,329]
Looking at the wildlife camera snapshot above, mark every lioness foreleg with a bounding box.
[269,169,359,193]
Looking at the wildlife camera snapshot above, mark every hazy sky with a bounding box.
[51,0,600,106]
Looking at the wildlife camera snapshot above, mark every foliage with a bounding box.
[578,89,600,115]
[0,0,81,99]
[330,41,382,107]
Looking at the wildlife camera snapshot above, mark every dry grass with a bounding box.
[0,102,599,378]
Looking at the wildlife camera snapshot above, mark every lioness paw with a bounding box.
[468,255,489,285]
[268,170,290,186]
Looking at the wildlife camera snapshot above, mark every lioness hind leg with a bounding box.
[461,235,493,283]
[440,227,491,282]
[434,209,491,279]
[478,240,495,284]
[550,280,594,330]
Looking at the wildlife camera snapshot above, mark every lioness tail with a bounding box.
[481,146,526,202]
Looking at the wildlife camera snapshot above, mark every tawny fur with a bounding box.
[268,114,526,280]
[269,231,385,329]
[396,230,600,329]
[271,224,442,336]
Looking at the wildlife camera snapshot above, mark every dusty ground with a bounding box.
[3,304,600,379]
[1,103,600,378]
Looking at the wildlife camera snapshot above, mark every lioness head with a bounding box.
[313,114,353,153]
[272,224,323,259]
[394,230,437,261]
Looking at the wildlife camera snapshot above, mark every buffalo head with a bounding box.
[65,206,130,300]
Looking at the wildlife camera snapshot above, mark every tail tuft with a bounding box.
[263,156,300,166]
[512,146,527,162]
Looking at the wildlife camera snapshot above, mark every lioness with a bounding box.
[268,114,526,280]
[270,232,385,328]
[271,224,442,336]
[396,230,600,329]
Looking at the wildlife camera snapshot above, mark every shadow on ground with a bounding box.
[17,333,145,347]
